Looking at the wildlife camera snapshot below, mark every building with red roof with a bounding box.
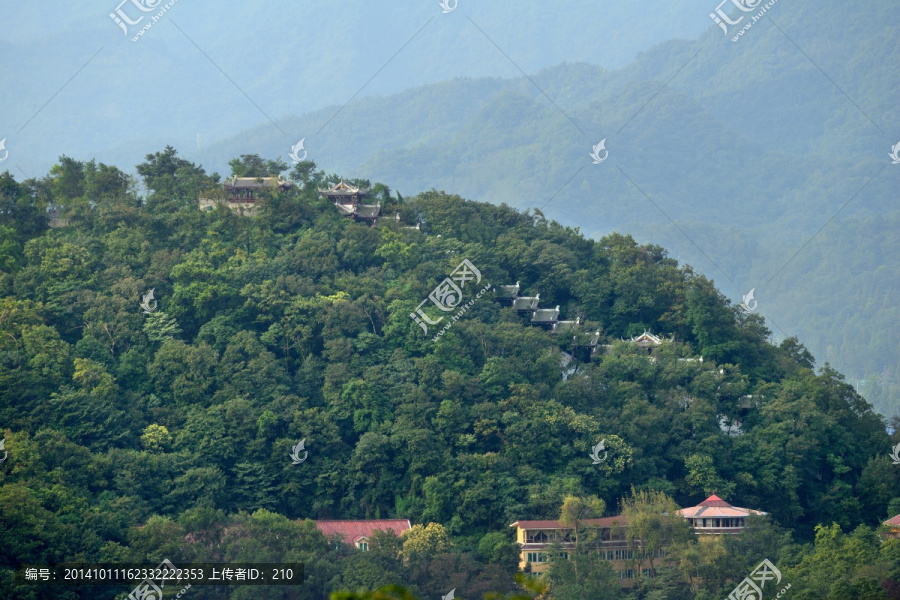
[677,495,766,535]
[314,519,411,551]
[883,514,900,539]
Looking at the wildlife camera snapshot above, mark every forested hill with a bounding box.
[0,152,897,599]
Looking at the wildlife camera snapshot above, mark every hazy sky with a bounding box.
[0,0,716,175]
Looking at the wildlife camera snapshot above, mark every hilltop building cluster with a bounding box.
[493,283,684,360]
[197,177,394,226]
[494,282,603,355]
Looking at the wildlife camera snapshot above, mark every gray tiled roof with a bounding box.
[495,283,520,299]
[513,295,540,311]
[532,306,560,323]
[553,319,580,334]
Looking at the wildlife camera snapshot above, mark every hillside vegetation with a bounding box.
[0,151,898,599]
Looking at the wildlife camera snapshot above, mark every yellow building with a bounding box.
[510,517,665,586]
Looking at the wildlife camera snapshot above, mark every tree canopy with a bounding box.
[0,151,896,599]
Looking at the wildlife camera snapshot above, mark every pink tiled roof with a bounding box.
[678,495,765,518]
[315,519,411,544]
[699,494,730,507]
[510,517,626,529]
[884,514,900,528]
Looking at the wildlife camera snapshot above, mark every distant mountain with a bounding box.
[0,0,716,175]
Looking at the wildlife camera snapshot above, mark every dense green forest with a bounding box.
[0,149,899,599]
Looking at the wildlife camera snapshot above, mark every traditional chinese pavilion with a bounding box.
[319,180,381,225]
[198,176,293,215]
[629,331,663,349]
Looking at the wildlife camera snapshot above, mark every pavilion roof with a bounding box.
[319,179,370,196]
[630,331,663,348]
[678,495,765,519]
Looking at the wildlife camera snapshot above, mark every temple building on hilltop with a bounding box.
[314,519,411,552]
[678,495,766,535]
[319,180,381,225]
[627,331,675,354]
[198,176,293,215]
[629,331,662,349]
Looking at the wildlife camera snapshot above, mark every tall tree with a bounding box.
[558,495,605,577]
[619,488,693,576]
